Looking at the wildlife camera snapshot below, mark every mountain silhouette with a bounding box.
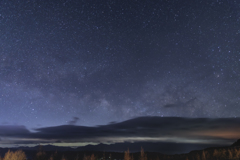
[231,139,240,147]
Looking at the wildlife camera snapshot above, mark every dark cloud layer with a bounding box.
[0,117,238,146]
[0,125,29,137]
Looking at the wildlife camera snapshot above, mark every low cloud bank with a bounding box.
[0,116,239,145]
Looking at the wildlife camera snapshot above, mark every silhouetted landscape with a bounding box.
[1,139,240,160]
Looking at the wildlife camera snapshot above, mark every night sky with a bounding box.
[1,0,240,151]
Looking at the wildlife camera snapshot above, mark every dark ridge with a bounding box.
[231,139,240,147]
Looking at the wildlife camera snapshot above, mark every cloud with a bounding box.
[0,125,30,136]
[67,117,79,125]
[163,97,197,108]
[0,117,240,145]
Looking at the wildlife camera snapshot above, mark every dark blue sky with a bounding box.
[0,0,240,150]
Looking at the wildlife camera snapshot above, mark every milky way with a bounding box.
[0,0,240,129]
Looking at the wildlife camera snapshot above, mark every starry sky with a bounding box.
[0,0,240,150]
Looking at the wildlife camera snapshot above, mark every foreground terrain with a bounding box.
[1,140,240,160]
